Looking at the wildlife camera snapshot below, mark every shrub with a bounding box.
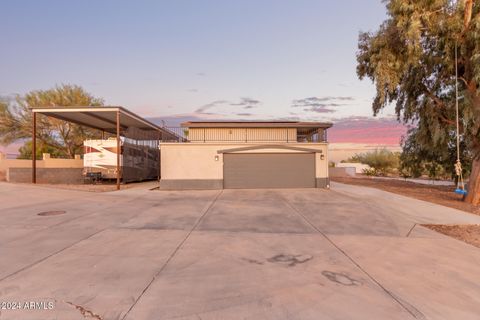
[348,149,399,176]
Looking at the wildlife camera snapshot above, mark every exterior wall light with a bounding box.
[214,155,219,161]
[320,154,325,160]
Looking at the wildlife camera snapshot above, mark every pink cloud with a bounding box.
[329,117,408,145]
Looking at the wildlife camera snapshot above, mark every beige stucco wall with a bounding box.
[0,153,83,181]
[160,143,328,180]
[187,128,297,142]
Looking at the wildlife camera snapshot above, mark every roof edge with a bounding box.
[181,121,333,129]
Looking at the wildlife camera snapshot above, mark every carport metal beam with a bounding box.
[116,110,120,190]
[32,112,36,184]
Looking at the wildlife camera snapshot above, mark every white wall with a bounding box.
[160,143,328,180]
[336,162,370,174]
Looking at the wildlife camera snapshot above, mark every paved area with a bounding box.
[1,182,480,320]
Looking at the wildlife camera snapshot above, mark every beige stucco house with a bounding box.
[159,121,332,189]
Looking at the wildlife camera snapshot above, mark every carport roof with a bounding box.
[31,106,163,134]
[181,121,333,129]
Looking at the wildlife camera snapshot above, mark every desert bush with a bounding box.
[348,149,399,176]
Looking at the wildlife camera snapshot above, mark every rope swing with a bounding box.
[454,42,467,196]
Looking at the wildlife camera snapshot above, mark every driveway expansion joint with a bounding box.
[280,195,425,320]
[0,191,155,282]
[121,190,223,320]
[406,223,418,237]
[0,228,108,283]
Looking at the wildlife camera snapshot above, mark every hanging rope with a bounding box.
[454,42,467,195]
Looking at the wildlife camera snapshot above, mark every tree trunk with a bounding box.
[464,0,473,30]
[465,157,480,205]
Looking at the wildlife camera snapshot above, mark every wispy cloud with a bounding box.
[292,96,355,113]
[236,112,253,116]
[196,72,206,76]
[229,97,261,109]
[195,97,261,114]
[195,100,229,113]
[304,106,337,113]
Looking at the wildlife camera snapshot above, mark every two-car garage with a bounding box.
[223,153,316,189]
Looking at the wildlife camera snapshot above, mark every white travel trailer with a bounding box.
[83,137,161,182]
[83,138,122,179]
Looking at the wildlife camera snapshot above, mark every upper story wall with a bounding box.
[187,128,298,142]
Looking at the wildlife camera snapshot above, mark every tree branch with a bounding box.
[459,76,469,87]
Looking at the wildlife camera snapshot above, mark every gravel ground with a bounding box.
[423,224,480,248]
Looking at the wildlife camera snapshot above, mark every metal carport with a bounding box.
[31,106,179,190]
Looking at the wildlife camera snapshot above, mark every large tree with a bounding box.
[0,84,104,158]
[357,0,480,205]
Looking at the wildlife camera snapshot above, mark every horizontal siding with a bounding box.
[188,128,297,142]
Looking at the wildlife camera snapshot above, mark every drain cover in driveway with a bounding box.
[37,211,66,216]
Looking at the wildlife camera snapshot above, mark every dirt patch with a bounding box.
[423,224,480,248]
[332,177,480,215]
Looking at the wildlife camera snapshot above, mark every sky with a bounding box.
[0,0,407,154]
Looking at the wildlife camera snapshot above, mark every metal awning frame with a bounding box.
[31,106,163,134]
[30,106,166,190]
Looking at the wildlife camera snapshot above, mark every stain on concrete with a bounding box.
[241,257,264,265]
[321,271,362,286]
[37,210,66,216]
[66,301,103,320]
[267,254,313,267]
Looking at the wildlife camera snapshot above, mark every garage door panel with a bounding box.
[224,153,315,189]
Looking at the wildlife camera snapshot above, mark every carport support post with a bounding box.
[116,110,120,190]
[32,111,36,184]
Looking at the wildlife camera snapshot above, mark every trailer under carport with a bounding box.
[30,106,179,189]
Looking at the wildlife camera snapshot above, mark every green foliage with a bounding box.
[345,154,362,163]
[348,149,400,176]
[17,140,63,160]
[0,85,104,158]
[362,168,377,177]
[357,0,480,202]
[399,127,472,180]
[399,167,413,180]
[328,161,336,168]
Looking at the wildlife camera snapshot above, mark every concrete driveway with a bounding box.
[1,182,480,320]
